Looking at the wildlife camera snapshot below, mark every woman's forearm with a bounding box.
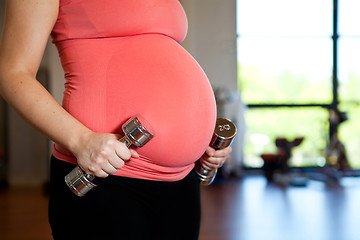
[0,70,92,155]
[0,0,91,156]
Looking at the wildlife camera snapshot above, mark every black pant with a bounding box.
[48,156,201,240]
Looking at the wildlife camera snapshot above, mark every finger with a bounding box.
[223,146,233,155]
[85,154,117,177]
[200,156,220,170]
[205,146,216,157]
[95,170,109,178]
[204,154,227,167]
[129,148,139,159]
[212,147,232,158]
[201,161,218,170]
[101,161,118,175]
[114,141,132,161]
[86,165,109,178]
[108,155,125,169]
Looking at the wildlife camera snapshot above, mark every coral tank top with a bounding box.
[51,0,216,181]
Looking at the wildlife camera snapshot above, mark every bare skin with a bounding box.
[201,146,232,170]
[0,0,231,178]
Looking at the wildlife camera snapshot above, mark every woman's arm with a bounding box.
[0,0,137,178]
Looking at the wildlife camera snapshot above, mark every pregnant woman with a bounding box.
[0,0,232,239]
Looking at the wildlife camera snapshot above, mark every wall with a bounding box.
[181,0,238,90]
[1,0,238,186]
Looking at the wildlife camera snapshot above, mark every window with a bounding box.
[237,0,332,105]
[237,0,360,168]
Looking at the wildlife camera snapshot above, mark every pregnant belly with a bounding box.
[60,34,216,168]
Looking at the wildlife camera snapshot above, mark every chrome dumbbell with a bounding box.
[195,118,237,186]
[65,116,154,197]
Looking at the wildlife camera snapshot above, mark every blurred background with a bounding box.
[1,0,360,240]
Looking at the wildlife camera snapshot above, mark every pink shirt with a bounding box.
[51,0,216,181]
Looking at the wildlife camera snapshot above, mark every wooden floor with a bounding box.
[1,174,360,240]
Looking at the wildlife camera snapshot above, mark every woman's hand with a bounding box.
[199,146,232,170]
[71,132,139,178]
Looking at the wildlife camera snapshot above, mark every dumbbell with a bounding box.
[195,118,237,186]
[65,116,154,197]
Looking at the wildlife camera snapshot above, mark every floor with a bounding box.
[199,173,360,240]
[0,187,51,240]
[1,174,360,240]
